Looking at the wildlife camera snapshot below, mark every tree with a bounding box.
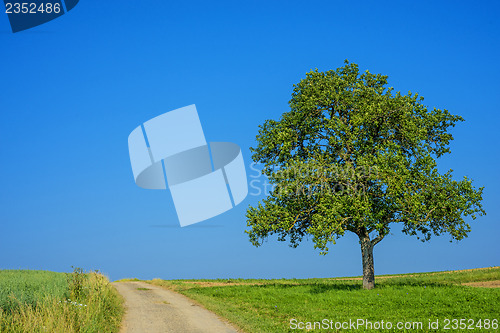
[246,61,485,289]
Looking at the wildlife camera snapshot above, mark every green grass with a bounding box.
[148,267,500,332]
[0,270,69,312]
[0,268,124,333]
[114,278,141,282]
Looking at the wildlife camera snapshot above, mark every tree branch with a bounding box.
[371,233,385,246]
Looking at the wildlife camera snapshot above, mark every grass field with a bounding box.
[146,267,500,332]
[0,268,123,333]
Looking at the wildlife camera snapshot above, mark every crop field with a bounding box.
[0,268,123,333]
[147,267,500,332]
[0,270,68,313]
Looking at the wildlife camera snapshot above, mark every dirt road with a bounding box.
[113,281,239,333]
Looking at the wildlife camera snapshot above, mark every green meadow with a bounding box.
[146,267,500,332]
[0,268,123,333]
[2,267,498,332]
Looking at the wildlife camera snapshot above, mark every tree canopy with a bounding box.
[246,61,485,288]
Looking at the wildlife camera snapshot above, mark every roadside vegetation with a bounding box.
[148,267,499,332]
[0,268,123,333]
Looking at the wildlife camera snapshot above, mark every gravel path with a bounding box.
[113,281,239,333]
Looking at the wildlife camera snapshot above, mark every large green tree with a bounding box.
[246,61,485,289]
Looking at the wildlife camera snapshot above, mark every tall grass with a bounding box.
[0,270,68,313]
[0,268,123,333]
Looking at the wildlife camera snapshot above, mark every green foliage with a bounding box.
[66,266,87,301]
[0,269,124,333]
[0,270,68,312]
[149,267,500,333]
[247,61,485,253]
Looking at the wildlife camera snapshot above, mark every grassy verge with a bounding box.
[0,268,124,333]
[148,267,500,332]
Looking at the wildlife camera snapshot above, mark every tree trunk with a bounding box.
[359,234,375,290]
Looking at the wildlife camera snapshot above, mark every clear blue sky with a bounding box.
[0,0,498,281]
